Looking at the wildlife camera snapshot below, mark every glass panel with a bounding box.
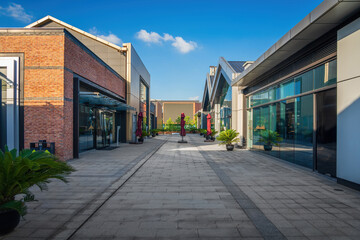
[259,105,269,151]
[79,105,95,152]
[253,108,261,150]
[280,79,294,99]
[0,75,7,150]
[327,59,337,86]
[315,60,337,89]
[316,88,337,177]
[294,95,313,168]
[220,81,232,131]
[278,99,295,162]
[295,70,313,95]
[247,110,253,149]
[267,104,280,158]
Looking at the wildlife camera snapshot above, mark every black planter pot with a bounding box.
[263,145,272,151]
[200,133,203,136]
[226,144,234,151]
[0,209,20,235]
[206,135,210,140]
[152,133,156,137]
[138,137,144,143]
[210,136,215,141]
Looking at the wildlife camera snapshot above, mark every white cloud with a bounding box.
[89,27,122,45]
[163,33,174,42]
[0,3,33,23]
[135,29,197,54]
[172,37,197,54]
[97,33,122,45]
[189,96,199,100]
[136,29,162,44]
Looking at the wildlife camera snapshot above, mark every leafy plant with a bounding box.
[210,130,218,137]
[141,130,149,137]
[150,129,159,134]
[0,147,75,217]
[216,129,240,145]
[259,130,282,146]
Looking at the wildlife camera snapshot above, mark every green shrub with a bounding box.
[216,129,240,145]
[0,147,75,217]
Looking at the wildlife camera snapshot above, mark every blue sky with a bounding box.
[1,0,323,101]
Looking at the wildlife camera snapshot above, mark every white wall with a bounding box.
[337,17,360,185]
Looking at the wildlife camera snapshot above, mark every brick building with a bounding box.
[0,16,150,160]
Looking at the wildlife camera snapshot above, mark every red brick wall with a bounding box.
[0,32,126,161]
[0,34,70,159]
[64,37,125,98]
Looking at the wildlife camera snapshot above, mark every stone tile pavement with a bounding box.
[2,134,360,239]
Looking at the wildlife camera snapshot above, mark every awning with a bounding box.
[79,92,135,111]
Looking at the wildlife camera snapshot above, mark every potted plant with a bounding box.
[210,130,218,141]
[150,129,158,137]
[216,129,240,151]
[259,130,282,151]
[0,147,75,235]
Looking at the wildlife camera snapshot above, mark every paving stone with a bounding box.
[2,134,360,240]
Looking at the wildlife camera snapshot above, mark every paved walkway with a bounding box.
[2,134,360,239]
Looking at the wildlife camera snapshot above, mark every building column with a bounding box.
[232,86,246,146]
[337,17,360,186]
[214,103,220,133]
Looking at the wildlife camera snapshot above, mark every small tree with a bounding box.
[175,116,181,124]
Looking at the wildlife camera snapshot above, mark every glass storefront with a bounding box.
[79,104,116,152]
[218,75,232,131]
[140,81,149,130]
[247,59,336,170]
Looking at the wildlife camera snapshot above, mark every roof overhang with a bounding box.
[232,0,360,87]
[80,92,135,111]
[209,57,239,105]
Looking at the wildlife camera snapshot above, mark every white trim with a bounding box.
[26,15,127,52]
[0,57,20,150]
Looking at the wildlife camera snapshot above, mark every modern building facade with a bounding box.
[231,0,360,189]
[0,16,150,160]
[26,16,151,144]
[201,59,249,133]
[151,100,201,126]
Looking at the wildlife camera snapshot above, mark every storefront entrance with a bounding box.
[79,104,116,152]
[95,110,115,149]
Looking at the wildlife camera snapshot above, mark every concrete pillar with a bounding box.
[337,17,360,185]
[214,103,220,133]
[232,86,246,146]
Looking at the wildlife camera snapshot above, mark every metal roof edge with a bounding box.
[231,0,342,86]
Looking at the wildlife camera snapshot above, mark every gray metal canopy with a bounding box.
[79,92,135,111]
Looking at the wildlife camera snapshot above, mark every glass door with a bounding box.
[316,88,337,177]
[95,109,115,149]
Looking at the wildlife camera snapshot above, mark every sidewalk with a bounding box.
[1,136,167,240]
[2,134,360,239]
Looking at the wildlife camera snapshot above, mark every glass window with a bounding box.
[313,62,338,89]
[295,70,313,95]
[278,99,295,162]
[280,79,294,99]
[294,95,313,168]
[79,105,95,152]
[327,59,337,86]
[253,108,262,150]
